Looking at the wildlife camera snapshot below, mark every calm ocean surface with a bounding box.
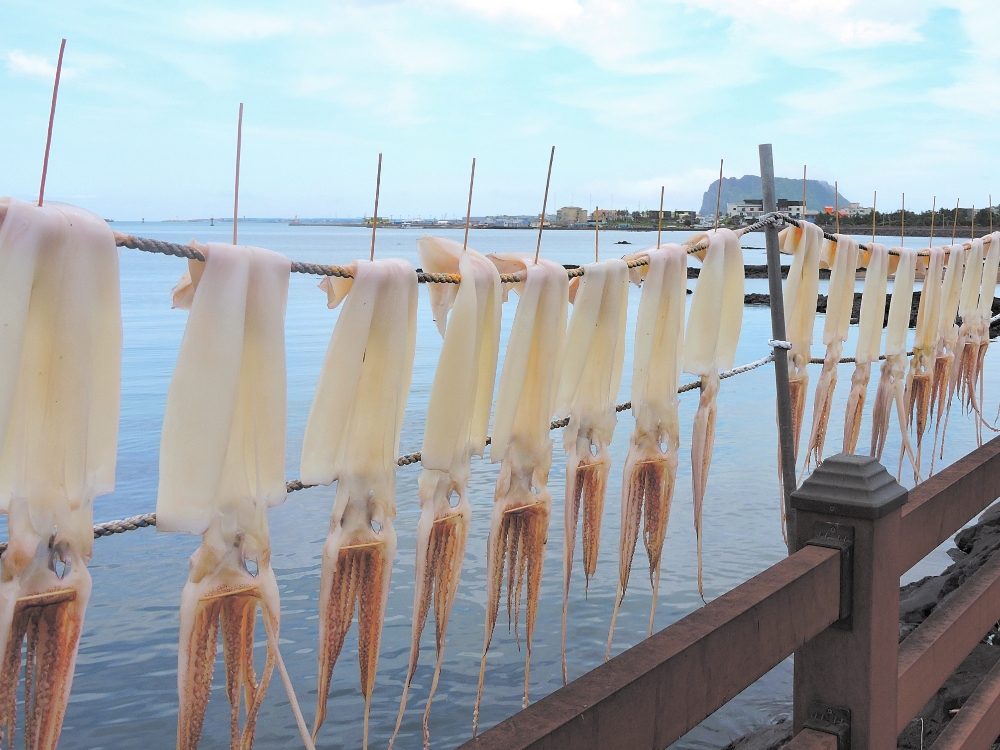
[5,223,992,749]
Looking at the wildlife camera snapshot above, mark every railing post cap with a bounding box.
[791,453,907,520]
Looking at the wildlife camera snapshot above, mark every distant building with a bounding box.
[727,199,806,220]
[591,209,629,222]
[823,203,870,218]
[556,206,588,224]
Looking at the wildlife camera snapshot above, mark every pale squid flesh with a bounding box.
[683,229,744,601]
[0,199,121,750]
[473,254,567,735]
[157,241,313,750]
[553,259,629,677]
[606,245,685,658]
[390,238,501,748]
[870,247,918,480]
[300,259,418,749]
[803,234,858,473]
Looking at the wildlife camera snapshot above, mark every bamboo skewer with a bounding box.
[930,197,936,245]
[534,146,555,264]
[38,38,66,208]
[657,186,664,248]
[370,153,383,261]
[232,103,243,245]
[872,191,877,245]
[714,159,724,229]
[802,165,807,223]
[463,158,476,251]
[594,205,600,262]
[952,199,960,245]
[901,193,905,246]
[835,181,840,234]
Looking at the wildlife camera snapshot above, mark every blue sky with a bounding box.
[1,0,996,219]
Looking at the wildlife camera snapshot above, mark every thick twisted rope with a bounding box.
[114,216,791,286]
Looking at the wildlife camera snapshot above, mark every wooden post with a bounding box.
[759,143,798,552]
[791,453,907,750]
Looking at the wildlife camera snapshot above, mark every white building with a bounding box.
[727,199,806,220]
[556,206,588,224]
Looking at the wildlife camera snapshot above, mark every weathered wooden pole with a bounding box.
[759,143,798,551]
[791,453,907,750]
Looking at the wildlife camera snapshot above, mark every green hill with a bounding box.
[699,175,852,217]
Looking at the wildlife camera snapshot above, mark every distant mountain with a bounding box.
[699,175,852,217]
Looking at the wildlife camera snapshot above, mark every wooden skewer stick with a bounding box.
[835,181,840,235]
[901,193,905,245]
[991,194,994,233]
[656,185,664,249]
[951,199,960,245]
[713,159,724,230]
[971,205,975,240]
[802,165,807,223]
[232,103,243,245]
[370,152,382,262]
[463,157,476,251]
[872,191,877,245]
[594,205,600,263]
[929,196,936,246]
[38,38,67,208]
[534,146,555,264]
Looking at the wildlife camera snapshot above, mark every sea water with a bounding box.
[4,224,989,749]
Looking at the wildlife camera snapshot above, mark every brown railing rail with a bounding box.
[458,437,1000,750]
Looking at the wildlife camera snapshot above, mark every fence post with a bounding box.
[791,453,907,750]
[759,142,799,552]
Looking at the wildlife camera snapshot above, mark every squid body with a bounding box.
[906,246,945,477]
[0,198,121,750]
[804,234,859,472]
[844,244,889,455]
[299,258,417,750]
[683,229,744,601]
[390,238,501,748]
[778,221,823,467]
[929,244,966,471]
[606,245,686,658]
[473,254,568,735]
[553,259,629,679]
[156,241,312,750]
[869,247,918,478]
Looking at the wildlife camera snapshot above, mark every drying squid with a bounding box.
[683,229,744,601]
[870,247,918,477]
[606,244,686,658]
[554,259,629,679]
[905,246,945,478]
[300,259,418,750]
[953,238,986,439]
[778,221,823,469]
[390,238,501,749]
[978,233,1000,437]
[803,234,859,472]
[844,244,889,454]
[157,241,313,750]
[929,244,966,472]
[0,199,121,750]
[472,254,568,735]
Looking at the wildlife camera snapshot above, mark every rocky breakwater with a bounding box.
[722,501,1000,750]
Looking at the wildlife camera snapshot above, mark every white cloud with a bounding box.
[180,10,296,40]
[446,0,586,29]
[7,50,58,78]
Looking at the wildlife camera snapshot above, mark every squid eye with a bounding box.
[245,559,258,578]
[370,520,382,534]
